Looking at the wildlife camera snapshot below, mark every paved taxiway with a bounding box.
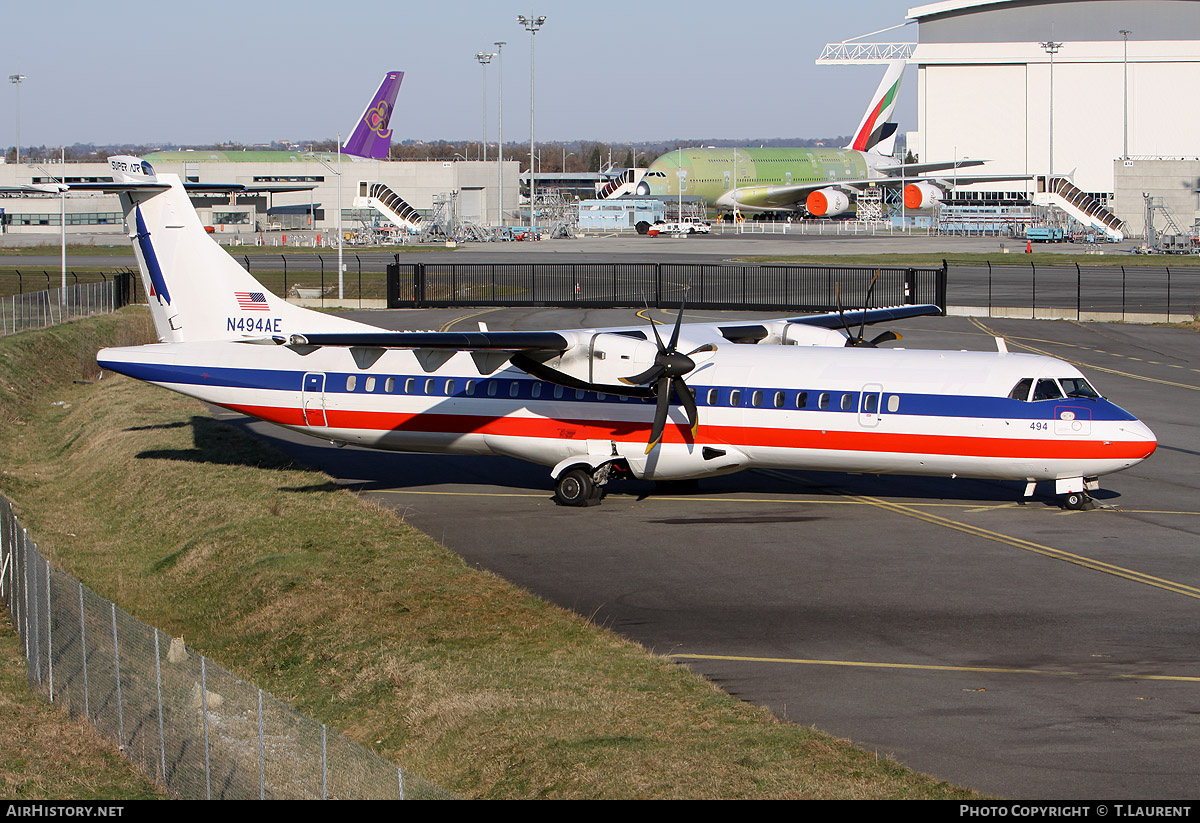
[211,306,1200,799]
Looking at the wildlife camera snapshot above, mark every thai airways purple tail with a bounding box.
[342,71,404,159]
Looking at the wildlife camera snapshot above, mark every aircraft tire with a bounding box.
[635,221,650,235]
[554,467,601,507]
[1063,492,1091,511]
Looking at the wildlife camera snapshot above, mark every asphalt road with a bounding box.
[212,306,1200,799]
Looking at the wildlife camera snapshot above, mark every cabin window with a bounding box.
[384,377,395,393]
[404,378,415,394]
[575,389,586,400]
[1033,378,1064,401]
[818,392,830,410]
[707,388,719,405]
[487,381,498,397]
[863,393,878,414]
[1008,378,1034,401]
[751,390,763,408]
[553,385,564,399]
[346,375,356,392]
[887,395,900,413]
[445,379,456,396]
[729,389,742,406]
[531,383,542,399]
[365,376,376,393]
[597,392,607,401]
[465,379,477,396]
[509,382,520,398]
[774,391,785,408]
[425,378,436,395]
[796,391,808,409]
[840,393,853,411]
[1060,377,1100,399]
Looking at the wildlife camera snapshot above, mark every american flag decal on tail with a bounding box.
[235,291,270,311]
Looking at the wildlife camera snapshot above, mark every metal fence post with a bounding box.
[45,558,52,701]
[201,656,211,800]
[79,581,89,720]
[258,689,265,800]
[154,629,166,785]
[322,723,328,800]
[111,603,124,745]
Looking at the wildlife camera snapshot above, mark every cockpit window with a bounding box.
[1032,378,1064,401]
[1060,377,1100,399]
[1008,378,1034,401]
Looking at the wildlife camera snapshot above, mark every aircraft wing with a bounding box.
[287,330,572,351]
[878,160,986,177]
[786,304,943,328]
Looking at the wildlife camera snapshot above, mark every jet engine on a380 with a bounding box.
[805,187,850,217]
[903,181,946,210]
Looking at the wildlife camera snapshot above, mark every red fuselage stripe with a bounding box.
[225,403,1155,461]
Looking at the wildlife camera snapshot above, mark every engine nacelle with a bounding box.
[903,181,946,210]
[806,187,850,217]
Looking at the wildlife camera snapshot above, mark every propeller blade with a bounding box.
[645,376,672,453]
[858,272,879,343]
[620,364,665,386]
[686,342,717,356]
[869,330,901,346]
[672,378,700,438]
[668,297,687,351]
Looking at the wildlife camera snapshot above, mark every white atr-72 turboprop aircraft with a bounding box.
[89,157,1154,509]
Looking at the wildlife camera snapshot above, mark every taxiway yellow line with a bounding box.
[757,470,1200,601]
[968,317,1200,390]
[668,653,1200,682]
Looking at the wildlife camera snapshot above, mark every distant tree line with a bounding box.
[5,135,861,170]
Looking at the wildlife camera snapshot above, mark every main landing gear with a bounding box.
[553,463,619,507]
[1062,491,1094,511]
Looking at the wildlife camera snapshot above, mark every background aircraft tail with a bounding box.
[846,61,905,155]
[107,156,373,344]
[342,71,404,159]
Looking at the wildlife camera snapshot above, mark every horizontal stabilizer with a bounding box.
[288,330,571,351]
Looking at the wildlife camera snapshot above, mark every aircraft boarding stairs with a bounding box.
[1034,176,1126,241]
[355,182,424,233]
[596,168,646,200]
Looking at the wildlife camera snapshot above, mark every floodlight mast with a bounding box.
[517,14,546,237]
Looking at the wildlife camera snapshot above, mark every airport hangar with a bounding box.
[0,150,522,239]
[878,0,1200,235]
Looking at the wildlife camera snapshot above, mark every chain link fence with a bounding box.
[1,274,135,338]
[0,494,450,799]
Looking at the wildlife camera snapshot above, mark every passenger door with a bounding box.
[302,372,327,427]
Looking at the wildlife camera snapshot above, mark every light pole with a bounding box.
[1040,40,1062,183]
[517,14,546,237]
[474,51,495,165]
[495,41,506,226]
[9,74,24,165]
[1120,30,1131,159]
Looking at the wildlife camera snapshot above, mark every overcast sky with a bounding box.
[4,0,922,148]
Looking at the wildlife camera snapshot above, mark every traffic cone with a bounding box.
[1026,239,1032,254]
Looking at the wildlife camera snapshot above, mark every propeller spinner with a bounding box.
[619,303,715,453]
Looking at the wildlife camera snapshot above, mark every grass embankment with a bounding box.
[0,309,977,799]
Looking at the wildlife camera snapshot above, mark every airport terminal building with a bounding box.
[0,151,520,240]
[905,0,1200,233]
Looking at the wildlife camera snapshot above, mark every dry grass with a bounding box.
[0,309,978,799]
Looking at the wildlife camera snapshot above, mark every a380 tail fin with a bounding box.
[342,71,404,159]
[846,61,905,155]
[107,156,374,344]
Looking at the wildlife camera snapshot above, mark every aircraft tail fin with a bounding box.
[342,71,404,159]
[107,156,373,344]
[846,61,905,154]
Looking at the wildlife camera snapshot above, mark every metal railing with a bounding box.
[0,494,449,799]
[387,260,948,313]
[1,273,135,338]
